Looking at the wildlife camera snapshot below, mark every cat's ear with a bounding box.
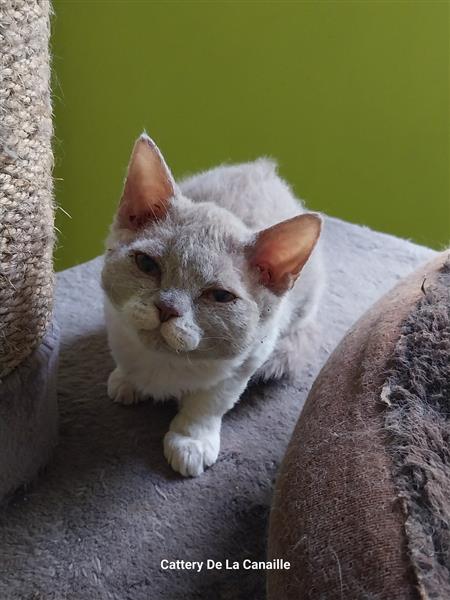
[248,213,322,295]
[117,133,176,231]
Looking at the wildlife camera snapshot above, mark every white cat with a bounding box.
[102,134,323,477]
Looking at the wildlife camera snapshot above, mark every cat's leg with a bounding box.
[164,376,249,477]
[107,366,142,405]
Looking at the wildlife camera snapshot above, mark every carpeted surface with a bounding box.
[0,324,59,501]
[0,217,434,600]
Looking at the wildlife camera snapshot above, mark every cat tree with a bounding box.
[0,0,59,501]
[0,2,447,599]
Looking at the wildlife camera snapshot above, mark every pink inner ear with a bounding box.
[118,135,175,231]
[256,264,273,287]
[249,213,322,294]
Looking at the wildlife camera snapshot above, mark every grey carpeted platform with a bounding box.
[0,325,59,502]
[0,217,434,600]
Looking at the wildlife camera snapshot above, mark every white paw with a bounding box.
[163,430,220,477]
[107,367,141,405]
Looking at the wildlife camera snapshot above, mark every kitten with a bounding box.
[102,134,323,477]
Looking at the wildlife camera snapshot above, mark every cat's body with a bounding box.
[102,135,323,476]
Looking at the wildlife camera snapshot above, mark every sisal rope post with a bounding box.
[0,0,54,380]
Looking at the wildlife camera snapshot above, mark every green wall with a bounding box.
[52,0,449,271]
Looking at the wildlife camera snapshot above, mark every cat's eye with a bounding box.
[134,252,161,276]
[202,288,237,303]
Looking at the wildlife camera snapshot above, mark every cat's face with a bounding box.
[102,134,321,360]
[103,198,267,359]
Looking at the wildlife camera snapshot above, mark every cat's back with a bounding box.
[179,159,303,231]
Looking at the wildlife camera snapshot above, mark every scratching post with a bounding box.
[0,0,59,501]
[0,0,53,376]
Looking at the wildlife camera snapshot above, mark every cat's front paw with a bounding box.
[107,367,141,405]
[163,430,220,477]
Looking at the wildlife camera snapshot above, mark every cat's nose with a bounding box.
[155,300,181,323]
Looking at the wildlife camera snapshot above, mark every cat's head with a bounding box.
[102,134,321,360]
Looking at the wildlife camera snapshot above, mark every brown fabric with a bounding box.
[0,0,54,379]
[382,257,450,599]
[267,253,449,600]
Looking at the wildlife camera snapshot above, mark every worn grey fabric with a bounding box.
[383,258,450,599]
[0,217,434,600]
[0,324,59,502]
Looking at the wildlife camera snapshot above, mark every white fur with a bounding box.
[103,158,323,476]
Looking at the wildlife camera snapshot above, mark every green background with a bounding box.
[52,0,449,271]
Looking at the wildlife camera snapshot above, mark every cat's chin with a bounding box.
[136,329,177,353]
[136,327,199,355]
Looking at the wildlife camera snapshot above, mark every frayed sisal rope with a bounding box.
[0,0,54,380]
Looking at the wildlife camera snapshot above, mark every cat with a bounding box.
[101,133,323,477]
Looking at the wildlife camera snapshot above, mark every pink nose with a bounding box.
[155,300,181,323]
